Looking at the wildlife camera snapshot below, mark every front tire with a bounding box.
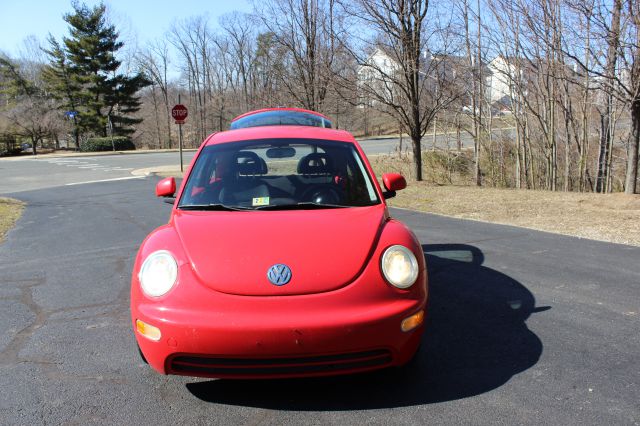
[137,343,148,364]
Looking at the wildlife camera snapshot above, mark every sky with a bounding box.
[0,0,252,58]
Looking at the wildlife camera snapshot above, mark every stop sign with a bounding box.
[172,104,188,124]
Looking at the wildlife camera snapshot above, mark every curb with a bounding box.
[131,166,184,177]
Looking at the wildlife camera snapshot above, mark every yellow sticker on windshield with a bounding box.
[252,197,270,206]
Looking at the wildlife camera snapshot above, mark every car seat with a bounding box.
[219,151,270,205]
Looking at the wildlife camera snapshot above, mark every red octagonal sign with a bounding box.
[172,104,188,124]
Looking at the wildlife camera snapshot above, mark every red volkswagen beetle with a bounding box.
[131,108,428,379]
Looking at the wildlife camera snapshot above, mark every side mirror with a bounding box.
[381,173,407,199]
[156,177,176,198]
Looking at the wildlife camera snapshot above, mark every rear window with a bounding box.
[230,111,332,130]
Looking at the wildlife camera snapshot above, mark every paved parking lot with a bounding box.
[0,153,638,425]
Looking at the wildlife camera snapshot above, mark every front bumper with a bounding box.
[131,218,428,379]
[133,289,425,378]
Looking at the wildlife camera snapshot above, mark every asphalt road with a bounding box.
[0,154,639,425]
[359,127,516,155]
[0,151,197,193]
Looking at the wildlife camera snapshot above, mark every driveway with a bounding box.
[0,165,638,424]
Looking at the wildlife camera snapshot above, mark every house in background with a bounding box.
[357,47,472,107]
[357,47,495,112]
[487,56,518,107]
[356,47,401,107]
[485,55,534,114]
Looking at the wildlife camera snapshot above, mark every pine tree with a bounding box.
[44,2,149,139]
[42,37,81,148]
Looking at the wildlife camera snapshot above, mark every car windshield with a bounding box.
[178,138,380,210]
[230,111,332,130]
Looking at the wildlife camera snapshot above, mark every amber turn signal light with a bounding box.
[401,310,424,332]
[136,319,161,341]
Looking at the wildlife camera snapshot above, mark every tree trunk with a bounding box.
[151,86,162,148]
[563,107,571,191]
[596,111,611,192]
[475,0,483,187]
[597,0,621,192]
[411,133,423,181]
[515,122,522,189]
[626,100,640,194]
[432,116,437,149]
[605,108,615,193]
[456,114,462,152]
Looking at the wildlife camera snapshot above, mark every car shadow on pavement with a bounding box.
[186,243,546,409]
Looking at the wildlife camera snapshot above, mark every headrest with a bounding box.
[234,151,267,175]
[297,153,334,175]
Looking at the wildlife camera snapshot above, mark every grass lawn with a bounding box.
[387,184,640,246]
[0,197,24,244]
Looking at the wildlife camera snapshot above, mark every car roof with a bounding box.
[204,125,356,146]
[229,108,333,130]
[231,107,331,123]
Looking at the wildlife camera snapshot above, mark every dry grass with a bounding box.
[387,183,640,246]
[0,197,24,243]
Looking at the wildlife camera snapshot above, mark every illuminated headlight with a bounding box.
[381,245,419,289]
[139,250,178,297]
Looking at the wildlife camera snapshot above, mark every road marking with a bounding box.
[65,176,146,186]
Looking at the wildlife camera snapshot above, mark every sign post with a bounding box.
[65,111,79,150]
[171,99,188,172]
[106,115,115,151]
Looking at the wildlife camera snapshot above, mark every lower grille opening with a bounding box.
[168,349,392,377]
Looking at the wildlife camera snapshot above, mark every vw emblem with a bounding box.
[267,264,292,286]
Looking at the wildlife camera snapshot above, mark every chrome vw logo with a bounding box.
[267,264,292,286]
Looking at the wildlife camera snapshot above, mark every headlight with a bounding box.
[381,245,419,289]
[139,250,178,297]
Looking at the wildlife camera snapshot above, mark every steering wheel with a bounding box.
[301,185,342,204]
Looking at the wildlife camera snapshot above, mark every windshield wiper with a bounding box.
[178,203,250,211]
[254,202,346,211]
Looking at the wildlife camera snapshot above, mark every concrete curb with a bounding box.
[131,165,183,177]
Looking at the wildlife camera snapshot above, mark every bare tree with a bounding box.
[461,0,485,186]
[137,40,173,148]
[565,0,640,194]
[170,16,212,142]
[254,0,340,112]
[341,0,462,181]
[594,0,622,193]
[0,55,64,154]
[220,12,257,111]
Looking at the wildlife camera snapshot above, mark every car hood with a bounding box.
[173,206,385,296]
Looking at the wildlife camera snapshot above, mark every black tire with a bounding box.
[137,344,148,364]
